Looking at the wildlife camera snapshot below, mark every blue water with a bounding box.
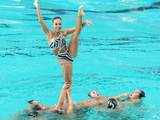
[0,0,160,120]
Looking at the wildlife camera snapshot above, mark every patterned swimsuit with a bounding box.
[49,33,73,62]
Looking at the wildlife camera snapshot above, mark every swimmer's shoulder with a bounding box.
[111,93,129,102]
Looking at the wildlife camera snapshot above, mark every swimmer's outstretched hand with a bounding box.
[84,20,92,26]
[33,0,39,8]
[78,5,85,17]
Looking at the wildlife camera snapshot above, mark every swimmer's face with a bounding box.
[53,18,62,31]
[88,90,100,98]
[28,100,40,109]
[129,91,141,99]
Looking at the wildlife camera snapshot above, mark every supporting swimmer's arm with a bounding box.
[34,0,49,35]
[65,90,73,113]
[114,93,129,101]
[76,100,94,109]
[76,98,101,109]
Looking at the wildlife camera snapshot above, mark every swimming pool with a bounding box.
[0,0,160,119]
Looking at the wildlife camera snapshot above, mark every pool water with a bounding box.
[0,0,160,120]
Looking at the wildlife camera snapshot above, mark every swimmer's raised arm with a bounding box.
[34,0,49,35]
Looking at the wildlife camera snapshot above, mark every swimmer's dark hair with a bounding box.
[139,90,145,98]
[28,100,34,104]
[52,16,62,22]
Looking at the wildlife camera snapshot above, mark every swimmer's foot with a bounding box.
[83,20,92,27]
[78,5,85,17]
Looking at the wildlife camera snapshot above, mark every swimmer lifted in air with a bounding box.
[33,0,91,114]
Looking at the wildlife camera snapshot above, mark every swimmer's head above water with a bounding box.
[129,89,145,100]
[28,100,46,111]
[52,16,62,32]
